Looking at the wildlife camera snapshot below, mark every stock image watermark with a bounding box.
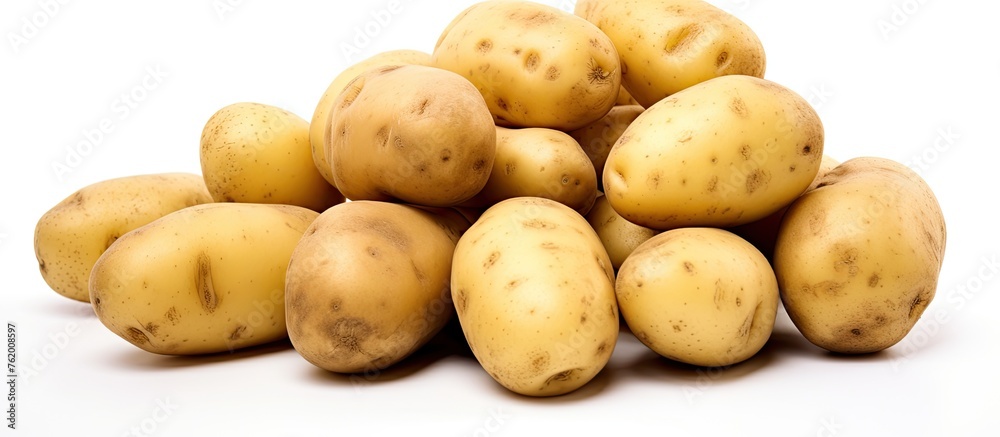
[223,289,283,353]
[6,322,16,430]
[18,321,81,383]
[467,407,512,437]
[120,397,178,437]
[890,254,998,371]
[51,64,169,182]
[0,230,8,248]
[877,0,931,41]
[340,0,403,63]
[7,0,71,54]
[212,0,248,21]
[904,126,959,177]
[811,416,844,437]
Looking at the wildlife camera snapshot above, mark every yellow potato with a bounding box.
[432,0,621,130]
[568,105,643,191]
[604,75,824,230]
[462,126,597,214]
[34,173,212,302]
[576,0,766,107]
[615,87,640,106]
[285,201,469,373]
[585,194,657,270]
[89,203,318,355]
[452,197,618,396]
[309,50,432,186]
[774,157,947,354]
[200,102,343,211]
[616,228,778,367]
[731,155,840,259]
[328,65,496,206]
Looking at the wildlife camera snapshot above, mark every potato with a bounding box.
[309,50,432,186]
[604,75,824,230]
[585,194,657,270]
[576,0,766,108]
[567,105,643,191]
[34,173,213,303]
[773,157,947,354]
[616,228,778,367]
[200,102,343,212]
[432,0,621,130]
[731,155,840,259]
[89,203,318,355]
[285,201,469,373]
[452,197,618,396]
[328,65,496,207]
[615,87,640,107]
[461,126,597,214]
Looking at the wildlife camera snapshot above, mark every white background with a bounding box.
[2,0,998,435]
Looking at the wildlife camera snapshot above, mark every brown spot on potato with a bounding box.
[540,242,559,250]
[367,246,380,258]
[532,352,550,372]
[805,280,845,296]
[496,98,509,112]
[504,162,516,175]
[801,144,814,155]
[716,51,730,68]
[736,297,742,307]
[868,274,881,287]
[125,327,150,345]
[506,278,525,290]
[596,341,608,355]
[580,314,588,324]
[740,144,752,160]
[673,325,682,332]
[413,98,430,116]
[545,66,560,81]
[440,149,452,162]
[38,259,46,274]
[144,323,159,336]
[738,309,755,337]
[745,169,768,194]
[195,252,219,313]
[523,219,556,229]
[683,261,695,274]
[544,368,581,386]
[330,298,343,312]
[473,159,488,173]
[455,289,468,313]
[524,52,540,72]
[850,328,862,336]
[707,176,719,193]
[328,318,373,354]
[663,24,702,54]
[730,97,748,118]
[476,39,493,53]
[484,251,501,268]
[165,307,179,325]
[229,325,246,341]
[586,59,612,84]
[105,233,119,251]
[909,292,930,319]
[834,248,860,277]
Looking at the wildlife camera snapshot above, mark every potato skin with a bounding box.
[576,0,766,107]
[568,105,643,191]
[432,0,621,130]
[309,50,432,186]
[585,195,657,270]
[328,65,496,206]
[89,203,319,355]
[604,75,824,230]
[774,157,947,354]
[34,173,213,302]
[452,197,618,396]
[616,228,778,367]
[462,126,597,214]
[285,202,469,373]
[200,102,344,211]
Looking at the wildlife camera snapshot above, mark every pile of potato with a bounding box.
[34,0,946,397]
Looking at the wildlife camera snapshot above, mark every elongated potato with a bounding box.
[432,0,621,130]
[452,197,618,396]
[309,50,432,185]
[576,0,766,107]
[34,173,213,302]
[285,201,469,373]
[617,228,778,367]
[328,65,496,206]
[568,105,643,191]
[89,203,318,355]
[201,102,344,211]
[774,157,947,354]
[604,75,824,230]
[461,126,597,214]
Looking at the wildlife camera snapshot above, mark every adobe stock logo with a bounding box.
[340,1,403,63]
[7,0,71,54]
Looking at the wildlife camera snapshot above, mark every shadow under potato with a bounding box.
[109,339,295,370]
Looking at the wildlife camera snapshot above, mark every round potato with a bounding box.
[731,155,840,259]
[34,173,213,302]
[285,201,469,373]
[200,102,344,212]
[576,0,766,107]
[452,197,618,397]
[328,65,496,207]
[309,50,432,186]
[586,194,658,270]
[568,105,643,191]
[89,203,319,355]
[604,75,824,230]
[462,126,597,214]
[616,228,778,367]
[432,0,621,130]
[774,157,947,354]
